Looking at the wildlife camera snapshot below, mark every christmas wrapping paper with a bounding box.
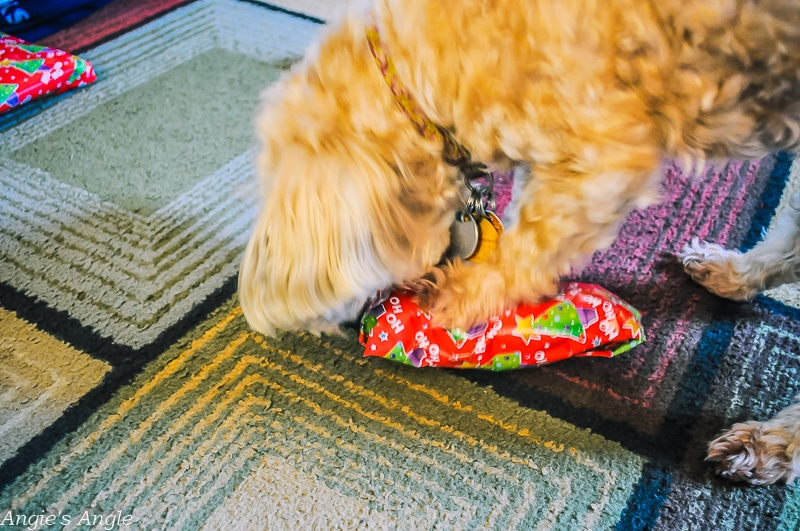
[360,282,645,370]
[0,33,96,113]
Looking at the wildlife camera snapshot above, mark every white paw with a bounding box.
[679,239,755,300]
[706,422,793,485]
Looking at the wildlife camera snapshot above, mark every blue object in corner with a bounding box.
[0,0,114,42]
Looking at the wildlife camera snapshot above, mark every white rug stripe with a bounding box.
[214,1,318,63]
[0,159,151,236]
[0,158,252,275]
[0,188,252,303]
[147,150,255,230]
[250,0,352,22]
[0,209,249,318]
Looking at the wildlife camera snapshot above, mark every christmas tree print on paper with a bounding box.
[512,301,586,345]
[0,84,17,106]
[446,327,469,348]
[383,342,417,367]
[361,313,379,337]
[360,301,387,337]
[12,43,49,55]
[445,322,487,349]
[4,58,45,75]
[486,351,521,371]
[67,58,92,85]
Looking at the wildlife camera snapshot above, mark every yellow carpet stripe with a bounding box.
[306,334,619,524]
[267,335,618,525]
[321,336,617,466]
[110,372,273,510]
[17,307,242,508]
[254,337,539,479]
[168,397,471,528]
[151,403,265,528]
[171,373,485,522]
[370,369,477,412]
[308,334,570,450]
[255,353,514,483]
[119,372,377,511]
[111,307,242,436]
[255,377,504,520]
[48,331,251,514]
[15,310,613,527]
[269,366,522,485]
[135,399,261,529]
[91,349,482,517]
[128,332,251,443]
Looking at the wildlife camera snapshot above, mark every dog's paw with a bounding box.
[413,262,507,330]
[678,239,755,300]
[706,421,793,485]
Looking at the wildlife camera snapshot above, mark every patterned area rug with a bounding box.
[1,1,799,529]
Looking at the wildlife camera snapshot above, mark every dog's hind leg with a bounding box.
[707,396,800,485]
[680,192,800,300]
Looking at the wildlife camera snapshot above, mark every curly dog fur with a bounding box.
[239,0,800,483]
[705,395,800,485]
[240,0,800,334]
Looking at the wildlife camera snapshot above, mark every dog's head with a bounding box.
[238,132,396,335]
[238,59,456,335]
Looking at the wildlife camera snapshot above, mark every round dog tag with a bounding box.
[470,211,504,263]
[449,210,479,259]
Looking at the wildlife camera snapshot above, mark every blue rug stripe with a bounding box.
[620,153,794,525]
[755,294,800,320]
[662,317,737,435]
[619,313,736,526]
[615,463,672,531]
[740,152,794,251]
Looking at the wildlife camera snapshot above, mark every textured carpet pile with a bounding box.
[1,1,799,529]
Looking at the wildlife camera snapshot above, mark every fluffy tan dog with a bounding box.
[239,0,800,337]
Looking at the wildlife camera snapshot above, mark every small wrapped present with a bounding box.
[0,33,96,113]
[360,282,645,371]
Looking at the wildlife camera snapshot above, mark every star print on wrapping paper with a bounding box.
[512,314,540,346]
[379,331,389,342]
[592,336,602,347]
[623,317,641,339]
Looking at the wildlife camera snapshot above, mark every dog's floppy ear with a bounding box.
[238,144,394,335]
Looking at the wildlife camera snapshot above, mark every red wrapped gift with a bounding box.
[0,33,96,113]
[360,282,645,370]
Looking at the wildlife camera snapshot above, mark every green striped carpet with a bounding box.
[2,1,800,529]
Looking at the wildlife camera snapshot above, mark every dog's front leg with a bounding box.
[417,162,660,329]
[681,192,800,300]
